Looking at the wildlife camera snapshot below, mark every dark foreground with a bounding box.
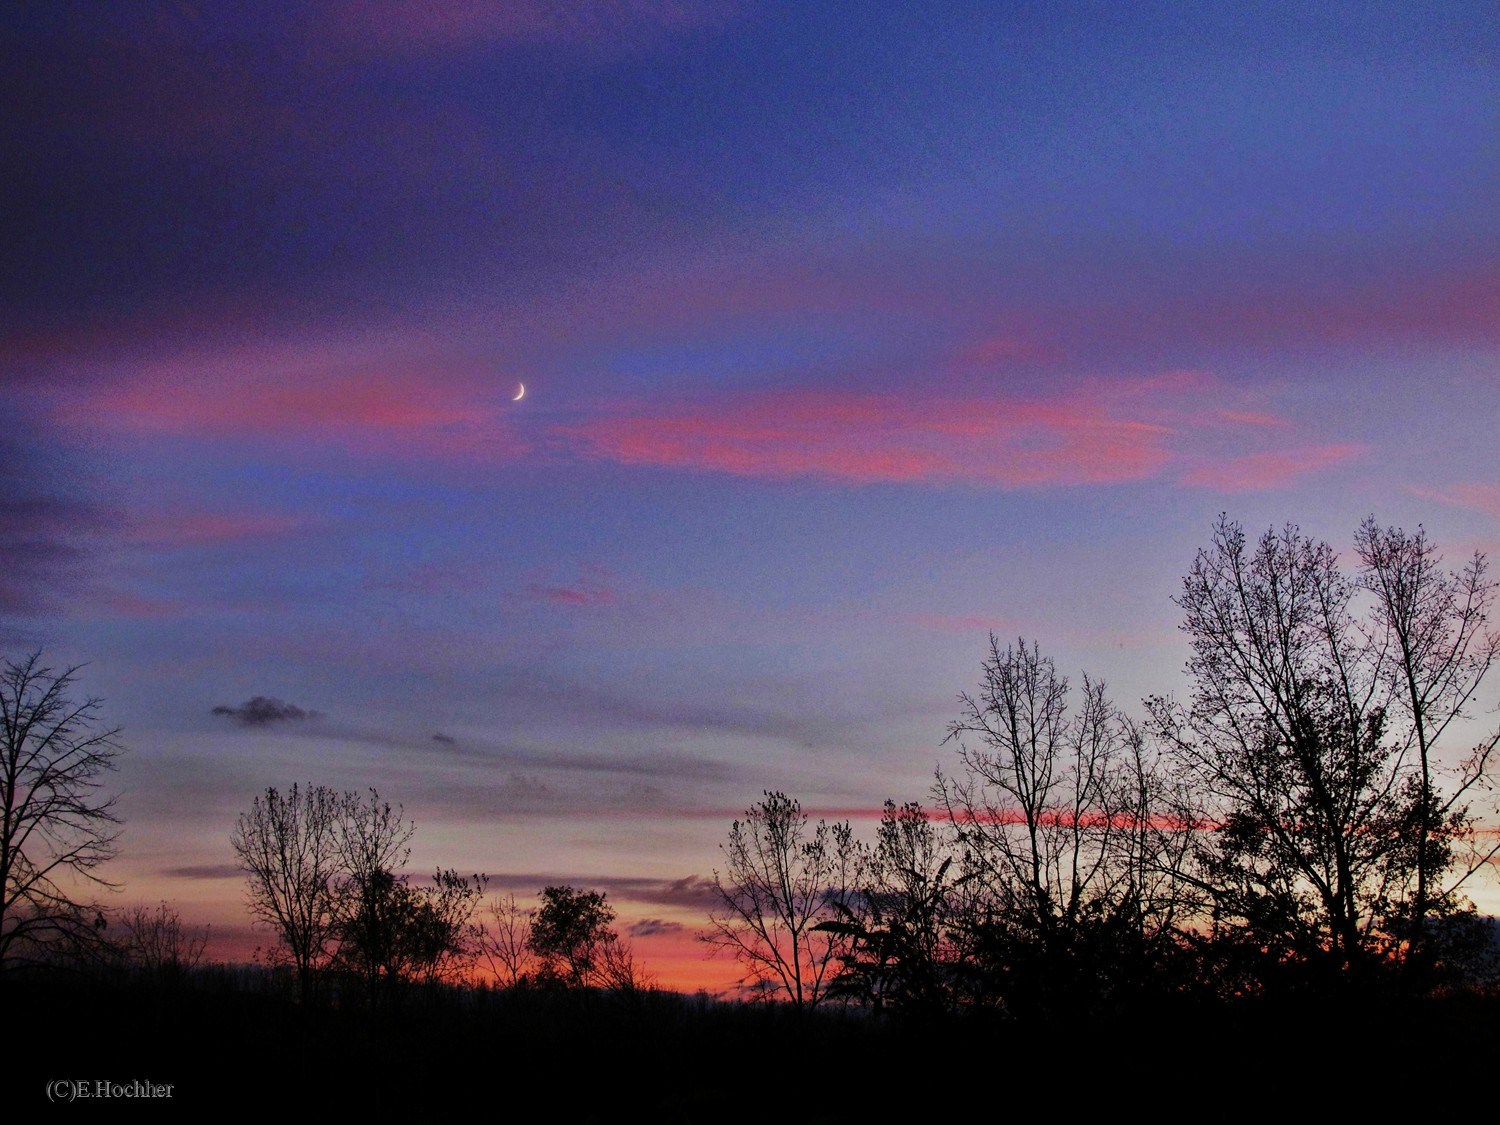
[17,968,1499,1119]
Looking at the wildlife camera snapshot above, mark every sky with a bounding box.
[4,0,1498,992]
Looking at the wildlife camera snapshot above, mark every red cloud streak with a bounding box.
[1410,482,1500,520]
[65,367,525,462]
[1181,444,1365,492]
[92,376,484,434]
[560,389,1174,487]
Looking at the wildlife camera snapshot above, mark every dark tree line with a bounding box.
[231,784,652,1004]
[8,512,1497,1029]
[707,517,1500,1019]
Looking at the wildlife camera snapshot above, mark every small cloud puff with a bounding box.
[628,917,686,938]
[654,875,720,909]
[211,695,321,726]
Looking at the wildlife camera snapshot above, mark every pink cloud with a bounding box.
[647,805,901,823]
[59,345,528,463]
[374,559,497,595]
[687,804,1203,831]
[1408,482,1500,520]
[526,583,617,608]
[520,562,618,609]
[50,323,1361,496]
[557,388,1176,487]
[90,374,483,435]
[542,231,1500,372]
[1180,444,1366,492]
[1019,265,1500,364]
[1216,409,1290,428]
[1226,266,1500,350]
[903,613,1026,634]
[948,807,1208,831]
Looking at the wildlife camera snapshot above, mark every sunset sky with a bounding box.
[4,1,1497,992]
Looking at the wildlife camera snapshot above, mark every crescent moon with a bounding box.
[513,382,526,402]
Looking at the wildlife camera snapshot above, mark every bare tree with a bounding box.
[937,638,1191,1015]
[1355,517,1500,969]
[331,790,416,1003]
[231,783,347,1003]
[940,639,1129,934]
[822,800,960,1015]
[703,791,864,1012]
[1146,516,1486,985]
[596,926,657,995]
[479,892,535,987]
[116,901,209,982]
[0,652,123,972]
[337,789,415,897]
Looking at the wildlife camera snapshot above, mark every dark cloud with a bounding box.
[649,875,722,910]
[314,717,742,784]
[628,917,686,938]
[211,695,320,726]
[485,872,720,911]
[0,507,87,615]
[538,750,735,783]
[495,773,554,806]
[500,668,846,753]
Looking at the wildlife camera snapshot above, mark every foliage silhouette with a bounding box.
[817,800,960,1017]
[337,866,485,1004]
[232,785,482,1005]
[525,884,651,991]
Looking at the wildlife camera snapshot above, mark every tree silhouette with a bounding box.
[234,785,484,1003]
[115,901,209,984]
[528,885,620,988]
[1147,516,1494,989]
[1355,517,1500,977]
[337,867,484,1003]
[231,784,346,1004]
[0,653,123,972]
[820,800,959,1016]
[479,892,534,987]
[936,638,1195,1017]
[329,790,416,1004]
[703,791,863,1012]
